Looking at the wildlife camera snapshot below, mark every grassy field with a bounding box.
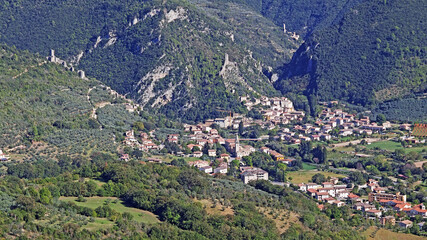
[364,227,425,240]
[365,141,426,153]
[327,150,354,160]
[287,171,345,184]
[84,218,115,231]
[59,196,159,224]
[302,163,317,170]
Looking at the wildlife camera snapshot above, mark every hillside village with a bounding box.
[112,95,427,231]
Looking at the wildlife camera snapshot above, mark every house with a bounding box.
[333,201,345,207]
[339,129,353,136]
[318,188,336,198]
[380,216,395,226]
[188,160,210,168]
[307,189,317,197]
[366,209,382,218]
[330,177,339,184]
[260,147,271,154]
[120,154,130,162]
[187,144,202,151]
[147,158,163,163]
[399,220,413,229]
[220,153,230,161]
[214,166,228,174]
[362,204,376,212]
[322,182,334,188]
[348,193,362,202]
[369,192,406,203]
[199,166,213,173]
[315,192,329,201]
[353,203,364,211]
[167,134,179,143]
[306,183,320,190]
[241,167,268,184]
[320,134,332,141]
[192,151,203,158]
[324,197,336,204]
[210,129,219,135]
[393,203,412,212]
[240,145,256,157]
[196,139,208,146]
[279,158,296,166]
[405,204,427,217]
[208,149,217,157]
[214,117,232,128]
[270,150,285,161]
[336,191,350,199]
[298,184,307,192]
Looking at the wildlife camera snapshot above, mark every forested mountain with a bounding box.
[204,0,365,37]
[275,0,426,112]
[0,0,301,122]
[0,0,425,122]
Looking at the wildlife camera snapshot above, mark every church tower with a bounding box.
[235,133,240,158]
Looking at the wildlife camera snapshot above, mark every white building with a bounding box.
[241,168,268,184]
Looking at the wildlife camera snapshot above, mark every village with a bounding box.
[298,178,427,230]
[113,95,427,230]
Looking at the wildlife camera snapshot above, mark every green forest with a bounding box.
[276,0,426,112]
[0,155,366,239]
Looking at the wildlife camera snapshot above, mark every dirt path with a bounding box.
[87,87,113,120]
[87,87,98,119]
[12,61,47,79]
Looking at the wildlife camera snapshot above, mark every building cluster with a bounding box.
[254,96,306,127]
[123,130,160,153]
[301,178,426,228]
[298,177,351,207]
[282,109,393,144]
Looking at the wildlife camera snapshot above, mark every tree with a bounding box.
[238,121,244,136]
[243,156,253,167]
[39,187,52,204]
[133,121,145,131]
[299,141,312,160]
[302,213,315,228]
[312,173,326,184]
[277,163,287,182]
[312,145,327,163]
[376,114,386,125]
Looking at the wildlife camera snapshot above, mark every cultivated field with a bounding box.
[365,140,426,153]
[59,196,159,224]
[364,227,425,240]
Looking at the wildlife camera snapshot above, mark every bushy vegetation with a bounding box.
[0,44,154,158]
[0,155,364,239]
[373,97,427,122]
